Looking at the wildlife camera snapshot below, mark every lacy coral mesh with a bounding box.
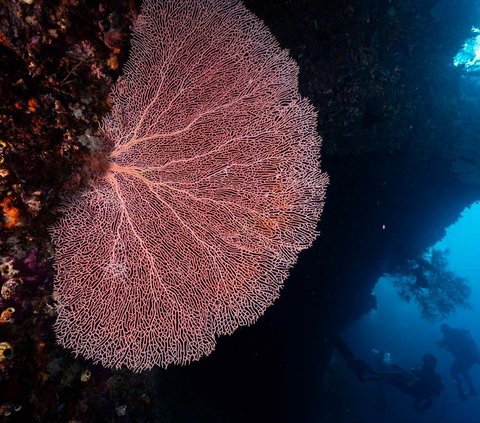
[49,0,328,371]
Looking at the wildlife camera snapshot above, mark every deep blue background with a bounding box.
[341,202,480,423]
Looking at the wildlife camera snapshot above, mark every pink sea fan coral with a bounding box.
[49,0,328,371]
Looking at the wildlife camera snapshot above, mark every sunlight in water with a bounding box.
[454,27,480,72]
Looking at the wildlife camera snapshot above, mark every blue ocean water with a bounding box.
[340,201,480,422]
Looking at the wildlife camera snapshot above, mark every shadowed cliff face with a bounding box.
[0,0,479,422]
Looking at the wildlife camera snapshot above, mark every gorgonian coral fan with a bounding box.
[49,0,328,371]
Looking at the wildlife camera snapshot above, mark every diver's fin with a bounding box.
[331,334,356,363]
[330,334,379,383]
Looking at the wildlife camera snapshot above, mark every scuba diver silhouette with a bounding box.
[332,335,443,412]
[438,323,480,400]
